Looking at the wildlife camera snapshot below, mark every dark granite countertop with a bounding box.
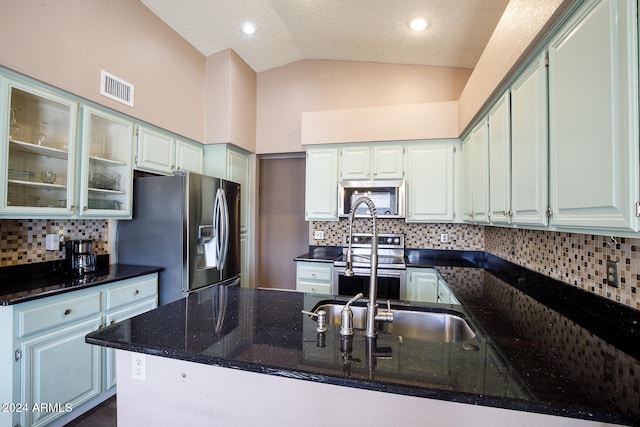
[0,259,163,305]
[293,245,343,262]
[87,251,640,426]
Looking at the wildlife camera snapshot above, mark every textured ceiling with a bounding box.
[141,0,510,73]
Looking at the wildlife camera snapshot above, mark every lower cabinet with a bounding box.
[296,261,333,294]
[1,273,158,427]
[406,268,458,304]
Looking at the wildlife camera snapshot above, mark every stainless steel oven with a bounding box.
[332,233,406,300]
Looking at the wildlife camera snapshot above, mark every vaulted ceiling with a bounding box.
[141,0,510,72]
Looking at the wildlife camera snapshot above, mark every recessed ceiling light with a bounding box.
[409,17,428,32]
[242,22,256,35]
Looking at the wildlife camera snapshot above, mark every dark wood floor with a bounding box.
[64,396,116,427]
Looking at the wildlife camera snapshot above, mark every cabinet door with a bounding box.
[406,143,454,222]
[511,54,549,227]
[406,269,438,303]
[465,120,490,223]
[175,139,203,174]
[19,316,102,427]
[1,76,79,217]
[488,93,511,224]
[339,146,370,180]
[305,147,338,221]
[79,107,133,218]
[548,0,639,231]
[372,145,404,180]
[227,148,250,233]
[135,126,175,175]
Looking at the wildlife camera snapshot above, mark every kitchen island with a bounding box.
[86,252,639,427]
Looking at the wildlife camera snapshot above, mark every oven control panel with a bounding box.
[343,233,404,248]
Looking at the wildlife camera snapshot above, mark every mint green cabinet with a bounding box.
[462,120,489,224]
[487,93,511,224]
[510,54,549,227]
[305,146,338,221]
[135,126,203,175]
[339,144,404,181]
[0,274,158,427]
[296,261,333,294]
[79,107,134,218]
[0,71,138,219]
[175,139,204,174]
[406,268,438,303]
[548,0,639,231]
[405,142,455,222]
[407,268,459,304]
[1,75,79,218]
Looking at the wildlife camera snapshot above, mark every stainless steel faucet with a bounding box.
[344,196,392,338]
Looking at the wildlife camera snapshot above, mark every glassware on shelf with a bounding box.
[10,108,23,141]
[33,121,48,146]
[41,171,57,184]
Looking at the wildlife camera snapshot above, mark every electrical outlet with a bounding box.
[45,234,60,251]
[440,233,449,243]
[314,230,324,240]
[606,259,619,288]
[132,353,146,380]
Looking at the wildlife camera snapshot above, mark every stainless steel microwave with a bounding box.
[338,180,405,218]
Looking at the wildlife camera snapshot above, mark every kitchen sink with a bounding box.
[311,302,476,343]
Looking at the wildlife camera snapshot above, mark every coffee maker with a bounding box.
[65,240,97,275]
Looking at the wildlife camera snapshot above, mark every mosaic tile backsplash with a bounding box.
[0,219,110,266]
[312,220,640,311]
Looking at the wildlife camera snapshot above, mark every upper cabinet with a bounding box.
[79,107,133,217]
[548,0,638,231]
[135,126,203,175]
[405,142,455,222]
[1,76,79,217]
[487,93,511,225]
[339,144,404,181]
[462,120,489,224]
[510,53,549,227]
[306,146,338,221]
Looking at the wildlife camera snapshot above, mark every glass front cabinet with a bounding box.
[0,75,133,218]
[79,107,133,217]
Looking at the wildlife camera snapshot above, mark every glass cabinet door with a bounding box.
[79,107,133,217]
[1,77,78,216]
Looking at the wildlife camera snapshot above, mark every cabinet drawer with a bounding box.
[105,275,157,311]
[297,265,332,283]
[297,282,332,294]
[18,292,101,337]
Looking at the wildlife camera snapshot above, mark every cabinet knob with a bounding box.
[311,273,316,278]
[83,206,88,211]
[64,309,72,315]
[545,207,553,217]
[134,289,140,295]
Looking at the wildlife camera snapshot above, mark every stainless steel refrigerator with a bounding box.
[116,172,241,306]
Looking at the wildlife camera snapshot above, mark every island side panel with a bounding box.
[114,350,621,427]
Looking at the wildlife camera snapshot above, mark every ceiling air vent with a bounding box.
[100,70,134,107]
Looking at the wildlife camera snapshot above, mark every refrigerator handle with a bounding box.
[219,188,230,269]
[214,188,230,271]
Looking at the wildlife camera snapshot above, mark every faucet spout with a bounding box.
[345,196,381,338]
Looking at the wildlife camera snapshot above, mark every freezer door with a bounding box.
[188,173,223,292]
[221,179,241,282]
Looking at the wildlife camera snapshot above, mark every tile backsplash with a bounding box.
[312,220,639,311]
[0,219,110,266]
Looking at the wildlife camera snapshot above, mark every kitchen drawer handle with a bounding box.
[64,309,72,316]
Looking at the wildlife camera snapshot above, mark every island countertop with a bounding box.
[86,253,640,426]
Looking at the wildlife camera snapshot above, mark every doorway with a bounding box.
[257,155,307,289]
